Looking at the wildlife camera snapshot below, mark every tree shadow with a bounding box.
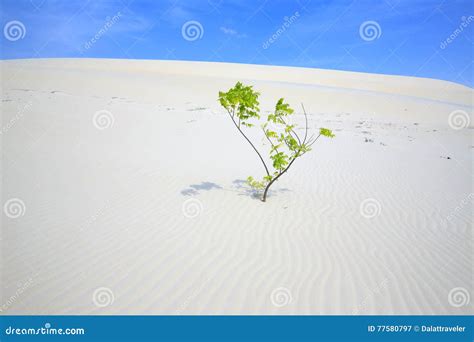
[180,180,291,200]
[232,179,261,200]
[232,179,290,200]
[181,182,223,196]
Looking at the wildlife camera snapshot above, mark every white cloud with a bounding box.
[220,26,246,38]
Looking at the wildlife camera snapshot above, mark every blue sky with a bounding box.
[1,0,473,86]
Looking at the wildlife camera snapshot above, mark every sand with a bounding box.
[1,59,472,315]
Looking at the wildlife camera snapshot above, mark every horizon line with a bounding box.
[2,56,472,89]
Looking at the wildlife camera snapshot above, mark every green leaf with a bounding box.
[270,151,289,170]
[320,128,335,138]
[264,175,273,182]
[266,130,278,138]
[218,82,260,126]
[246,175,268,190]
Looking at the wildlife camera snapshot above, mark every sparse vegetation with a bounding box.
[219,82,334,202]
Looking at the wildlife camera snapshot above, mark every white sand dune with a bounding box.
[1,59,472,315]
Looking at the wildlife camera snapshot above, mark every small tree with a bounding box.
[219,82,334,202]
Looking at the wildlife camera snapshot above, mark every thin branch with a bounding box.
[262,127,279,151]
[226,108,270,177]
[307,133,321,147]
[301,103,309,145]
[262,128,284,173]
[279,116,302,147]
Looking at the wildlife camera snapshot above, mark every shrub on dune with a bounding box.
[218,82,334,202]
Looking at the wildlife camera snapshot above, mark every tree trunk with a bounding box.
[261,153,300,202]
